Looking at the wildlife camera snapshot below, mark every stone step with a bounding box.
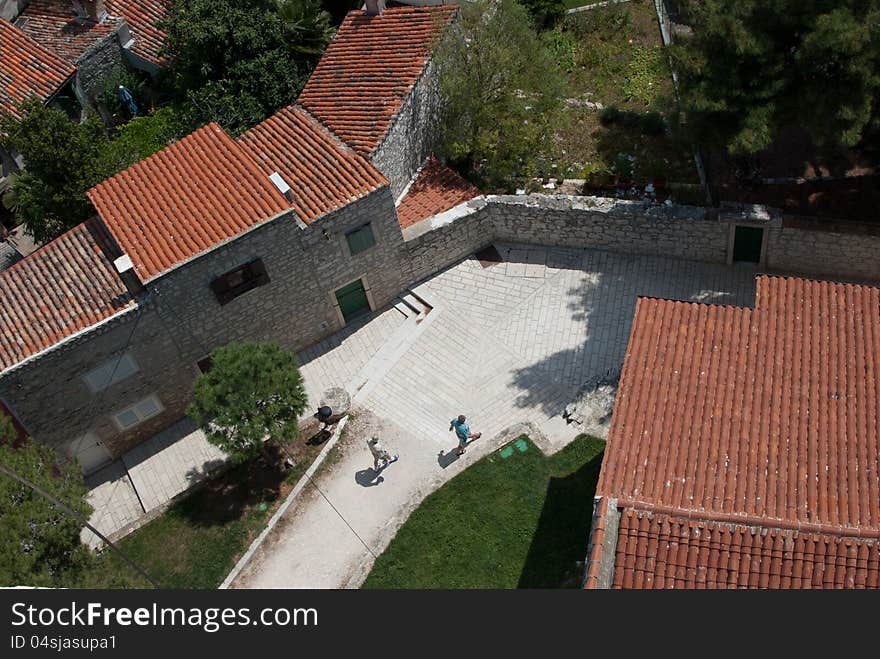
[401,293,426,318]
[408,281,439,310]
[393,301,412,318]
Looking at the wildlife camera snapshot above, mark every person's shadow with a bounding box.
[355,467,385,487]
[437,450,459,469]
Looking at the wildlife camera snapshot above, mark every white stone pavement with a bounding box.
[82,307,408,548]
[231,245,758,588]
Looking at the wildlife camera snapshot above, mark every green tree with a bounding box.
[187,342,308,464]
[277,0,335,56]
[435,0,566,190]
[0,100,109,243]
[161,0,332,132]
[673,0,880,155]
[0,417,94,587]
[518,0,565,29]
[1,101,190,243]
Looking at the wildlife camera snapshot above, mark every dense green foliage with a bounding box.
[0,101,108,243]
[363,435,605,589]
[188,342,308,464]
[519,0,565,29]
[0,418,94,587]
[673,0,880,154]
[160,0,333,132]
[435,0,566,190]
[0,101,191,242]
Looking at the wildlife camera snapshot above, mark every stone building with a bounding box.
[2,3,879,478]
[0,5,463,473]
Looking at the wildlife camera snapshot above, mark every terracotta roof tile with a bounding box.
[87,123,291,282]
[17,1,121,63]
[610,510,880,589]
[238,105,387,222]
[17,0,169,65]
[298,6,456,156]
[396,155,480,229]
[587,275,880,588]
[0,18,75,118]
[107,0,170,66]
[0,218,133,372]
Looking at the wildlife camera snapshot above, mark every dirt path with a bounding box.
[230,408,525,589]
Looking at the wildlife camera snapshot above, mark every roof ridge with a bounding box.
[634,294,753,312]
[616,499,880,540]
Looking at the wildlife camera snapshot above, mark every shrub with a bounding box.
[599,105,623,125]
[640,111,666,136]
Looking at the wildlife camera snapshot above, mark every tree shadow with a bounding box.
[507,251,757,418]
[517,451,605,588]
[175,444,289,527]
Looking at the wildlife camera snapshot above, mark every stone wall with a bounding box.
[403,194,731,284]
[5,186,879,462]
[372,60,442,200]
[765,223,880,282]
[0,186,410,460]
[73,31,124,105]
[0,304,195,458]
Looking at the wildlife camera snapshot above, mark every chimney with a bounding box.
[72,1,106,23]
[114,254,145,296]
[364,0,385,16]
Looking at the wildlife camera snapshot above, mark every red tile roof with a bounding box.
[396,155,480,229]
[238,105,387,222]
[298,6,456,156]
[17,0,169,66]
[87,123,292,282]
[106,0,170,66]
[17,1,122,63]
[0,218,133,373]
[0,18,75,118]
[611,509,880,589]
[587,275,880,588]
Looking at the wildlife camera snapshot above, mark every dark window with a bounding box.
[210,258,270,305]
[345,224,376,255]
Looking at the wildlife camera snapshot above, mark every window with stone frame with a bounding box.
[345,223,377,256]
[210,258,270,305]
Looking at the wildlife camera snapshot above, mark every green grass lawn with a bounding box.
[363,435,605,589]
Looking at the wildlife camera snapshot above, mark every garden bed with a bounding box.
[539,0,700,200]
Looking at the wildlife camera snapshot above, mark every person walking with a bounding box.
[367,437,398,470]
[450,414,481,456]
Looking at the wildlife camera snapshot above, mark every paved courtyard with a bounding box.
[230,244,758,588]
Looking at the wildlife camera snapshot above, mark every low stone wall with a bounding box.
[403,193,880,287]
[765,223,880,282]
[403,194,731,283]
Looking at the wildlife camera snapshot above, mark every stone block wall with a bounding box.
[403,194,731,283]
[0,186,409,460]
[765,223,880,282]
[0,304,197,458]
[73,31,124,105]
[372,61,442,199]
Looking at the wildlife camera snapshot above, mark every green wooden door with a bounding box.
[733,226,764,263]
[335,279,370,322]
